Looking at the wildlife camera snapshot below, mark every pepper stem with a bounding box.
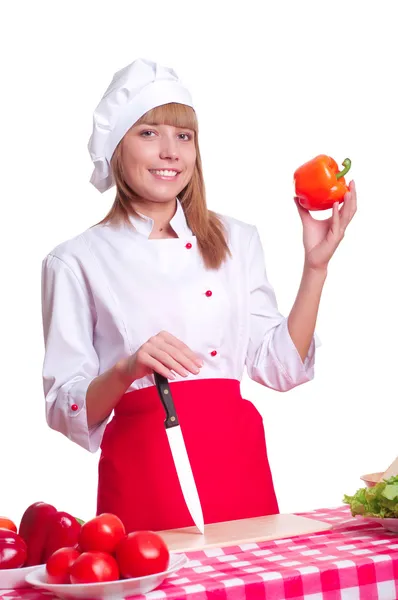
[336,158,351,180]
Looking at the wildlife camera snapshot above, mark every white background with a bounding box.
[1,0,397,527]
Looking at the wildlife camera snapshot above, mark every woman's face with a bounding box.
[120,122,196,205]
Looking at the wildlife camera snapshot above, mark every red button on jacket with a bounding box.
[210,350,218,357]
[205,290,213,297]
[71,404,78,412]
[185,242,192,249]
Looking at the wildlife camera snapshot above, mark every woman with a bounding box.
[41,58,357,533]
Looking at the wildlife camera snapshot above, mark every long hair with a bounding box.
[98,103,231,269]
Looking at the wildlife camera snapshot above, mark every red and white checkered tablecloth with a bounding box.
[2,506,398,600]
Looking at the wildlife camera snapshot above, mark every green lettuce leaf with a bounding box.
[343,475,398,518]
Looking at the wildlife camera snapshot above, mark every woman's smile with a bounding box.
[149,169,181,181]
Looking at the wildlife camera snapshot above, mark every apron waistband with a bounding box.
[114,377,242,417]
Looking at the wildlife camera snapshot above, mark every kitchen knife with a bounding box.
[154,371,205,534]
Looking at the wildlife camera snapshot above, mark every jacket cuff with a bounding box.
[271,318,319,386]
[53,377,108,453]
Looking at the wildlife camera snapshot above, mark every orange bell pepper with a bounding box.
[294,155,351,211]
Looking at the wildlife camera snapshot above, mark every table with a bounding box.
[2,506,398,600]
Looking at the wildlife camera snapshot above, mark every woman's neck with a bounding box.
[149,225,178,239]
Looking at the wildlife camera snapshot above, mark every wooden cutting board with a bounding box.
[158,513,332,552]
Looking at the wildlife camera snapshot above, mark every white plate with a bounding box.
[362,516,398,533]
[0,564,45,589]
[25,553,187,599]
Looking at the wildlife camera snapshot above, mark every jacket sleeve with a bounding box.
[245,226,320,391]
[41,253,109,452]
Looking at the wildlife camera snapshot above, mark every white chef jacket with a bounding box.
[41,199,319,453]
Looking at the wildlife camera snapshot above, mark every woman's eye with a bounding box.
[140,130,192,140]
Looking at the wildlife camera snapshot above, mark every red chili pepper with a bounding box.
[294,155,351,211]
[0,528,27,569]
[19,502,82,566]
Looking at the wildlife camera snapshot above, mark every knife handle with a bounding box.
[154,372,180,429]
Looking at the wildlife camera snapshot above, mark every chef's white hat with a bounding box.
[88,58,194,193]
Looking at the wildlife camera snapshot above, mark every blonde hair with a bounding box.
[99,103,231,269]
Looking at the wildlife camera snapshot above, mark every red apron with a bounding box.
[97,378,279,532]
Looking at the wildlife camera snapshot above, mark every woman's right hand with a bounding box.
[118,331,203,383]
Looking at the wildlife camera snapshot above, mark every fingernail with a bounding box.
[195,359,203,368]
[169,372,176,379]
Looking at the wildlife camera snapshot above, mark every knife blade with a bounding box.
[154,372,205,534]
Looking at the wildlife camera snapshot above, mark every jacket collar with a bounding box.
[129,198,192,239]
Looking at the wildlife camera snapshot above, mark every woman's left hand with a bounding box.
[295,180,357,271]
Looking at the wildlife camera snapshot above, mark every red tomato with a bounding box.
[46,547,80,584]
[79,514,125,553]
[115,531,169,578]
[69,552,119,584]
[0,518,17,533]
